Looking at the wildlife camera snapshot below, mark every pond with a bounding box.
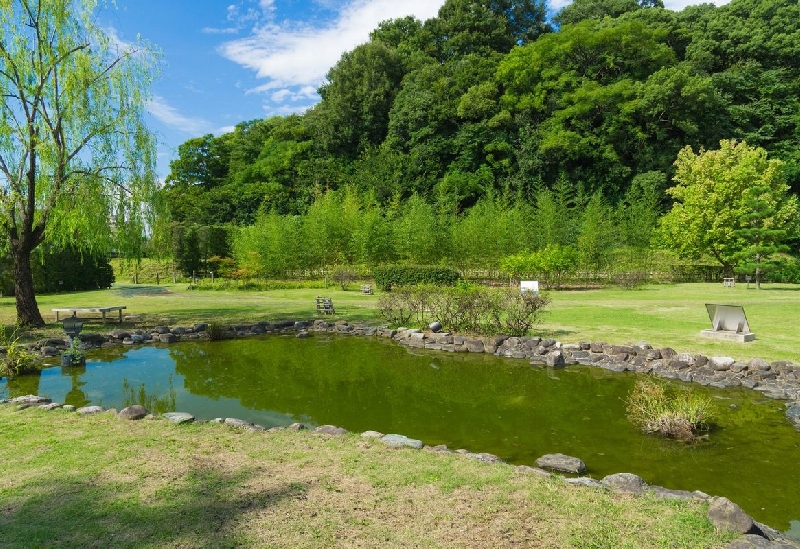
[2,334,799,539]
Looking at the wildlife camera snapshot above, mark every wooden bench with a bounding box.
[316,297,335,315]
[360,284,373,295]
[723,278,735,288]
[52,306,127,324]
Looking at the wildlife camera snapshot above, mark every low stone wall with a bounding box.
[384,328,800,401]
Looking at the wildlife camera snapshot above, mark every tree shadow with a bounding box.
[113,285,174,298]
[0,465,306,548]
[537,328,576,339]
[752,286,800,291]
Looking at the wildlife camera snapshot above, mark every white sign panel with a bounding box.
[520,280,539,295]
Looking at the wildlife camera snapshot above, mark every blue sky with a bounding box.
[100,0,731,180]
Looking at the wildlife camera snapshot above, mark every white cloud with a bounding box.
[219,0,445,92]
[147,96,210,135]
[263,102,317,117]
[269,85,319,103]
[202,26,239,34]
[217,125,237,135]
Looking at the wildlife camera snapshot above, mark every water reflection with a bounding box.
[62,363,90,408]
[122,375,176,414]
[4,367,42,398]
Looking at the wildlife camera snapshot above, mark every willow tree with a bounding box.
[0,0,159,326]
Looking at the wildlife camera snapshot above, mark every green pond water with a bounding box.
[2,334,799,538]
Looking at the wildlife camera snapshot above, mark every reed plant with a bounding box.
[626,377,714,441]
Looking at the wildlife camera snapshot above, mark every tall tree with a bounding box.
[658,140,798,275]
[308,41,405,160]
[732,184,793,288]
[0,0,159,326]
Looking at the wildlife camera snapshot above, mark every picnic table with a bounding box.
[52,306,127,324]
[316,297,335,315]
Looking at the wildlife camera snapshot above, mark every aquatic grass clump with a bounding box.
[0,326,41,377]
[626,377,714,441]
[206,322,228,341]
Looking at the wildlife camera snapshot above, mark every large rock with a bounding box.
[381,434,424,449]
[708,496,754,534]
[465,339,485,353]
[77,405,104,415]
[535,453,586,475]
[546,350,566,368]
[727,534,777,548]
[163,412,195,424]
[10,395,51,405]
[40,346,60,357]
[748,358,771,372]
[711,357,735,371]
[565,477,604,489]
[786,404,800,426]
[224,417,253,428]
[118,405,148,420]
[314,425,349,436]
[464,452,503,464]
[649,486,696,500]
[602,473,648,494]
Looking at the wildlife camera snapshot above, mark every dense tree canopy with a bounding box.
[160,0,800,280]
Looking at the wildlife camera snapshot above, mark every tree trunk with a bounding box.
[13,245,45,327]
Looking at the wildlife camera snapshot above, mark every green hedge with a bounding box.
[372,265,460,291]
[32,246,115,293]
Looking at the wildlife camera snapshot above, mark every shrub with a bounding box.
[487,290,551,337]
[332,266,359,291]
[373,265,460,291]
[377,284,551,336]
[377,286,424,326]
[626,378,713,441]
[65,337,86,362]
[0,328,41,376]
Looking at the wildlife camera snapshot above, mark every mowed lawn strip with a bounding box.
[0,406,735,549]
[3,282,799,363]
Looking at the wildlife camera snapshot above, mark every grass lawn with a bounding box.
[0,405,736,549]
[2,281,799,363]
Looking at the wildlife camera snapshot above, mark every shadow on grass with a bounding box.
[751,286,800,292]
[0,466,306,549]
[537,329,577,339]
[113,285,173,298]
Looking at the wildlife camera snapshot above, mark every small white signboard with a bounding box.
[520,280,539,295]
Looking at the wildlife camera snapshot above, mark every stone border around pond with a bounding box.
[2,394,798,549]
[5,318,800,430]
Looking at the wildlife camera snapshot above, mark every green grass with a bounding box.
[0,405,736,548]
[2,280,799,362]
[539,282,800,363]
